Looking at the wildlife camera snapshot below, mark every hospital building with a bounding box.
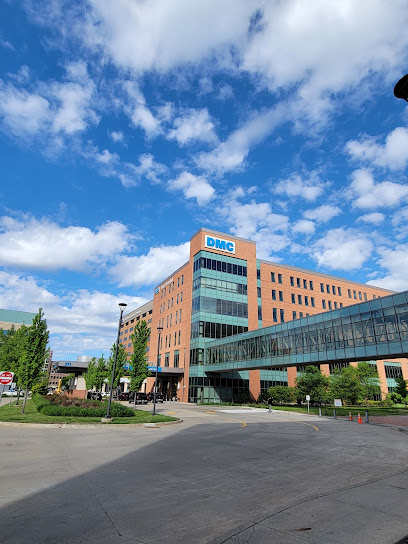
[120,228,408,403]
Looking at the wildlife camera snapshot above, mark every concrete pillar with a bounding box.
[320,364,330,377]
[287,366,297,387]
[249,369,261,401]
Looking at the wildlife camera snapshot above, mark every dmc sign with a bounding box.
[205,235,235,254]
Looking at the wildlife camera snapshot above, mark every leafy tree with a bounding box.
[21,309,49,413]
[84,358,97,390]
[107,342,128,390]
[129,320,151,394]
[93,355,108,391]
[267,385,295,405]
[356,362,381,403]
[330,366,364,405]
[395,374,408,398]
[61,373,75,389]
[295,366,330,404]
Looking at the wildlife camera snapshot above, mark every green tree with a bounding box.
[395,374,408,398]
[295,366,330,404]
[356,362,381,403]
[107,342,128,390]
[21,309,49,413]
[267,385,295,405]
[330,366,364,405]
[93,355,108,391]
[84,358,97,390]
[129,320,151,394]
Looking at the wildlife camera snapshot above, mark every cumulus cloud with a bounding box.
[368,244,408,291]
[110,242,190,288]
[312,228,373,270]
[167,172,215,205]
[167,108,217,146]
[292,220,315,235]
[357,212,385,225]
[0,271,147,359]
[109,130,124,142]
[0,216,132,271]
[349,168,408,209]
[274,172,325,201]
[123,81,161,138]
[303,205,342,223]
[345,127,408,170]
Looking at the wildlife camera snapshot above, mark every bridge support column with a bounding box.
[249,370,261,402]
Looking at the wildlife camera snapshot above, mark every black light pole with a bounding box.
[152,326,163,416]
[106,302,127,419]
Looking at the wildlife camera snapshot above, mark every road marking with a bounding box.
[167,412,176,414]
[206,410,216,414]
[299,422,319,431]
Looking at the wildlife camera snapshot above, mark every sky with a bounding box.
[1,0,408,360]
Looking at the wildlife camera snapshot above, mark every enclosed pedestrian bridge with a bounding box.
[203,290,408,372]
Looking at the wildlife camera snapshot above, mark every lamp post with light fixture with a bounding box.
[152,326,163,416]
[105,302,127,420]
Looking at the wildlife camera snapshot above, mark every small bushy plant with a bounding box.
[32,394,134,417]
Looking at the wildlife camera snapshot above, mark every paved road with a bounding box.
[1,403,408,544]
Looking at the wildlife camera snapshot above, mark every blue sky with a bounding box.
[1,0,408,359]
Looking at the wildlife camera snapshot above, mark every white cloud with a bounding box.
[110,242,190,288]
[292,220,315,235]
[274,173,325,201]
[217,84,234,100]
[368,245,408,291]
[312,228,373,270]
[128,154,168,185]
[0,271,147,359]
[167,172,215,205]
[0,82,50,136]
[196,104,287,174]
[123,80,161,138]
[357,212,385,225]
[167,108,217,146]
[0,216,132,272]
[349,168,408,209]
[303,205,341,223]
[345,127,408,171]
[109,130,124,142]
[217,187,289,259]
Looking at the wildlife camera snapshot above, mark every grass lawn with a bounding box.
[0,399,178,425]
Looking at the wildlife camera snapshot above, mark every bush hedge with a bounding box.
[32,394,134,417]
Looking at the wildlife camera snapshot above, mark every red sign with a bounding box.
[0,371,14,385]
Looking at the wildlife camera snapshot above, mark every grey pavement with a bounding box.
[0,403,408,544]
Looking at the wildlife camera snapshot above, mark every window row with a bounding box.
[158,309,183,329]
[162,331,182,349]
[159,292,184,313]
[291,294,316,307]
[193,277,247,295]
[160,275,184,298]
[122,309,152,328]
[191,320,248,339]
[322,300,344,310]
[384,364,402,379]
[192,296,249,318]
[194,256,247,277]
[290,277,314,290]
[320,283,342,296]
[292,311,310,320]
[347,288,368,301]
[270,272,283,284]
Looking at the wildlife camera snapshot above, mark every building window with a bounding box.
[169,334,171,347]
[348,289,352,298]
[291,293,295,304]
[257,286,262,298]
[174,331,177,345]
[178,277,180,287]
[175,311,178,324]
[359,291,362,300]
[353,290,357,299]
[174,350,179,368]
[322,300,326,309]
[273,308,277,322]
[166,316,169,327]
[320,283,324,293]
[165,335,167,348]
[299,312,303,318]
[180,309,182,322]
[292,311,297,320]
[178,330,181,345]
[279,291,283,302]
[298,294,302,304]
[280,309,285,323]
[257,269,261,279]
[165,353,170,367]
[171,297,173,307]
[181,275,184,284]
[278,273,282,284]
[272,289,276,300]
[364,293,367,301]
[311,297,315,307]
[303,279,307,289]
[334,302,338,309]
[304,296,309,306]
[297,277,301,288]
[309,280,314,290]
[338,286,342,296]
[290,276,294,286]
[340,303,343,308]
[328,301,332,310]
[271,272,275,282]
[326,284,330,294]
[332,286,336,295]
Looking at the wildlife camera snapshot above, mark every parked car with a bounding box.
[128,392,148,404]
[118,391,130,401]
[147,392,165,403]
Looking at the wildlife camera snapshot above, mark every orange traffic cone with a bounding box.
[349,411,353,421]
[358,412,362,424]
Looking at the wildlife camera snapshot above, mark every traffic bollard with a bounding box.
[333,409,336,419]
[365,410,369,424]
[319,407,322,417]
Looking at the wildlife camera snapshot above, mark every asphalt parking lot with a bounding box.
[1,403,408,544]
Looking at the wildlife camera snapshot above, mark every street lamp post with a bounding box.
[152,326,163,416]
[106,302,127,420]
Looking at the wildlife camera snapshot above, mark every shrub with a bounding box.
[33,394,134,417]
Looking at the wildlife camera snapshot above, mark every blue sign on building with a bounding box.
[148,366,161,372]
[205,235,235,254]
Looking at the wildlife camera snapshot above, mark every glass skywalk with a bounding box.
[204,291,408,372]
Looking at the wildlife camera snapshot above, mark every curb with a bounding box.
[0,418,183,429]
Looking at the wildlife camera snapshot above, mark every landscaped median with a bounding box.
[0,394,179,425]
